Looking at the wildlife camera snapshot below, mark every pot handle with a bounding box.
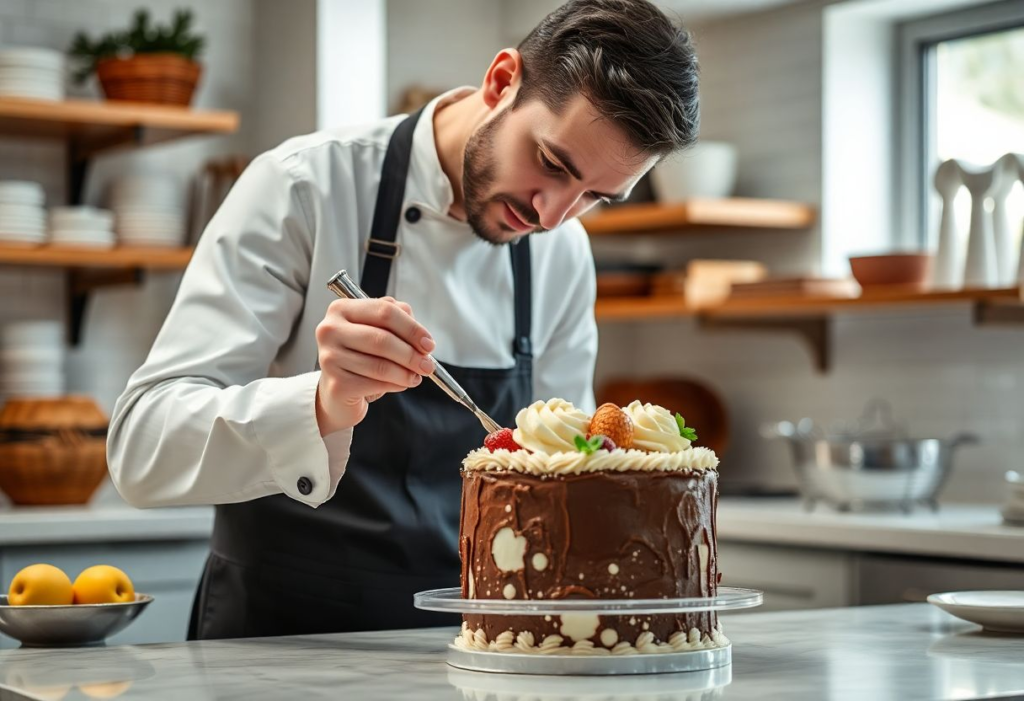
[949,433,980,448]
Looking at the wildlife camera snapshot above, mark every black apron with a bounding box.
[187,109,534,639]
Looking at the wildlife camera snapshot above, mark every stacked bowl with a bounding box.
[49,206,116,248]
[0,181,47,246]
[112,175,186,247]
[0,322,65,399]
[0,48,64,101]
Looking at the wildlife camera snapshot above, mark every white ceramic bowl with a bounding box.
[650,141,739,202]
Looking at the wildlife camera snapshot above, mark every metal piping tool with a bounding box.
[327,270,502,434]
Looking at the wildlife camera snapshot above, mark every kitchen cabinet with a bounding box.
[718,541,854,611]
[855,553,1024,605]
[0,539,207,648]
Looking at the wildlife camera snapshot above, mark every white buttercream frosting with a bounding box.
[469,398,718,475]
[512,399,591,454]
[462,446,719,475]
[453,622,729,656]
[625,400,691,452]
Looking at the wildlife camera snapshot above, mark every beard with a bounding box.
[462,107,542,246]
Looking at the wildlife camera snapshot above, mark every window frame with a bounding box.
[897,0,1024,250]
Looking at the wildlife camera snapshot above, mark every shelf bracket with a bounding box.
[67,125,146,204]
[974,300,1024,326]
[67,268,145,346]
[698,315,832,373]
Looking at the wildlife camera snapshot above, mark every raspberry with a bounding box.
[586,433,618,452]
[484,428,521,452]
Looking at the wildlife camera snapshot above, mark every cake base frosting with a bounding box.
[459,467,719,654]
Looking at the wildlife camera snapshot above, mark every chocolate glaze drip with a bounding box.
[459,468,718,648]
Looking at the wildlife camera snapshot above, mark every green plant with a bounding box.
[68,9,206,85]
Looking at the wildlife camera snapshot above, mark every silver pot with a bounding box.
[763,408,976,512]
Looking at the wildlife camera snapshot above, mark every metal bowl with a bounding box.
[765,421,976,512]
[0,594,153,647]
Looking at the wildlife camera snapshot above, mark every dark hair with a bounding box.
[515,0,699,157]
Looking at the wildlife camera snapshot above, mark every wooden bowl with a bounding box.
[597,378,730,458]
[849,254,933,290]
[596,273,651,298]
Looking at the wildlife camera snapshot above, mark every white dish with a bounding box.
[928,591,1024,633]
[0,48,64,68]
[0,181,44,206]
[650,141,738,202]
[0,86,62,100]
[0,202,46,216]
[0,321,63,345]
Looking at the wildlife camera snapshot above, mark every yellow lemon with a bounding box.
[78,681,133,699]
[7,564,73,606]
[72,566,135,605]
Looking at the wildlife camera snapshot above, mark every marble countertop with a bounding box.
[717,498,1024,563]
[0,505,213,546]
[0,604,1020,700]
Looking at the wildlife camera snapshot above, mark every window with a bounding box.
[900,2,1024,262]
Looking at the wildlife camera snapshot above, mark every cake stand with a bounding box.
[414,586,762,676]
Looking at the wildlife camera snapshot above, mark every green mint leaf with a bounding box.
[588,435,605,452]
[574,434,594,454]
[675,413,698,442]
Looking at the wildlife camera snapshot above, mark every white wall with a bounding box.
[251,0,316,154]
[385,0,504,113]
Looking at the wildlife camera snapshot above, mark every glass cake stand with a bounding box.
[414,586,763,676]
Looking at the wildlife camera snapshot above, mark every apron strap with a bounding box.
[361,107,424,298]
[510,237,532,359]
[359,105,533,359]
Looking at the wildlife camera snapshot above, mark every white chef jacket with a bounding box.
[107,89,598,510]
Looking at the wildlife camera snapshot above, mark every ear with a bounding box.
[480,49,523,110]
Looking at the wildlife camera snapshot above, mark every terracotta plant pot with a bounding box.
[95,53,201,106]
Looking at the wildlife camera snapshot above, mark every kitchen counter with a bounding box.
[0,505,213,546]
[0,604,1020,700]
[718,498,1024,563]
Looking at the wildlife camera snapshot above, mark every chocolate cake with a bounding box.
[457,399,725,655]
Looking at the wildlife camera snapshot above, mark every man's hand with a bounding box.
[315,297,435,435]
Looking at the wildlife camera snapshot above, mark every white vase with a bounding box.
[932,159,963,289]
[992,154,1022,287]
[959,162,999,288]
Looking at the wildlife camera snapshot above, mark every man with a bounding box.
[108,0,699,639]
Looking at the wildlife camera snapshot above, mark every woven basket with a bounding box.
[0,397,109,506]
[96,53,202,106]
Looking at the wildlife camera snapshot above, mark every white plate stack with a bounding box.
[0,180,47,246]
[49,206,116,248]
[112,175,187,248]
[0,47,65,101]
[0,321,65,399]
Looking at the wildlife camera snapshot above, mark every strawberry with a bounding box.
[484,428,521,452]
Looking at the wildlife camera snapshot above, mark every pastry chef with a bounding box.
[107,0,700,639]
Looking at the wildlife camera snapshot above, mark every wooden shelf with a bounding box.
[595,286,1023,322]
[0,97,238,155]
[594,296,693,320]
[595,286,1024,373]
[706,286,1023,319]
[582,198,816,235]
[0,244,193,270]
